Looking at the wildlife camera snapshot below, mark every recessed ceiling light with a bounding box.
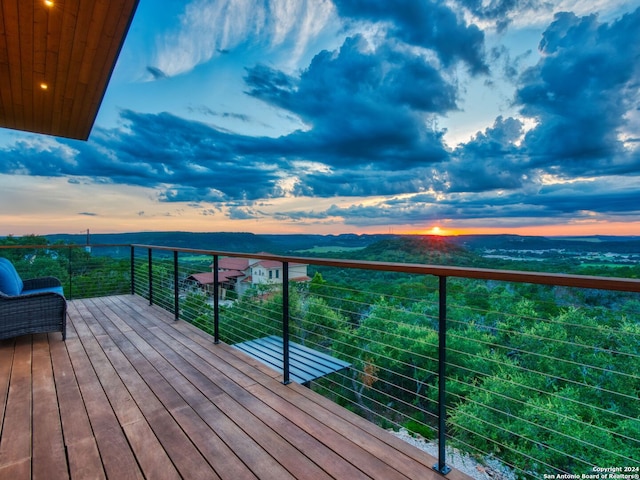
[40,83,49,90]
[44,0,54,7]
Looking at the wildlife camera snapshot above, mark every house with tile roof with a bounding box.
[186,255,310,299]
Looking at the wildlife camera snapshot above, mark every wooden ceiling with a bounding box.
[0,0,139,140]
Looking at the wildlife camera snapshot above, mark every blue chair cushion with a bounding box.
[23,286,65,296]
[0,258,24,296]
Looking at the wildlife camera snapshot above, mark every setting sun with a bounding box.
[407,226,457,236]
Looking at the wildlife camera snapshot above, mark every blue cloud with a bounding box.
[448,116,528,192]
[458,0,543,32]
[333,0,488,74]
[1,4,638,232]
[278,176,640,227]
[245,35,454,169]
[517,9,640,173]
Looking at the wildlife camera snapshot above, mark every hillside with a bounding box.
[447,234,640,254]
[46,231,278,253]
[324,235,478,265]
[34,231,640,272]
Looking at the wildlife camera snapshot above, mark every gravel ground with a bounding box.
[390,428,517,480]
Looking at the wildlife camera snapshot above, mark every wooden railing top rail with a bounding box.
[2,243,638,293]
[131,244,640,294]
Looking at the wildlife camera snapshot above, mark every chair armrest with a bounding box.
[22,276,63,290]
[0,290,65,303]
[0,290,67,340]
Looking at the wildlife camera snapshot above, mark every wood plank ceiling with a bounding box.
[0,0,139,140]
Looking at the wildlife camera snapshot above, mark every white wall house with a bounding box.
[236,257,310,296]
[186,255,310,299]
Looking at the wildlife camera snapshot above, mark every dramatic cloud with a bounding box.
[457,0,544,31]
[333,0,489,74]
[245,35,455,169]
[516,9,640,174]
[446,116,531,193]
[0,112,291,202]
[1,2,638,234]
[278,175,640,228]
[152,0,335,77]
[443,8,640,196]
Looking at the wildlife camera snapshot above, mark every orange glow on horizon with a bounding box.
[406,226,460,236]
[400,221,640,237]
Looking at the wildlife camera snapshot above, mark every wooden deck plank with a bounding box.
[103,300,305,480]
[0,294,471,480]
[107,298,420,480]
[0,336,32,479]
[143,326,372,479]
[169,312,449,476]
[64,302,145,480]
[0,339,15,435]
[74,299,211,480]
[288,381,478,480]
[31,334,68,480]
[169,405,261,480]
[158,318,421,480]
[71,301,145,426]
[91,299,260,480]
[0,458,30,479]
[191,341,397,477]
[59,311,168,479]
[109,297,376,480]
[97,297,313,480]
[247,382,408,479]
[48,329,105,480]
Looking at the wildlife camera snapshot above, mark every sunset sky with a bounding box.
[1,0,639,237]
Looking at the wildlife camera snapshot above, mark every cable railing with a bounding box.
[125,244,639,478]
[1,243,638,478]
[0,243,131,299]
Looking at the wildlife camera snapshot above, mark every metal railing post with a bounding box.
[173,250,179,321]
[67,247,73,299]
[282,261,290,384]
[434,275,451,475]
[130,246,135,295]
[148,248,153,305]
[213,255,220,344]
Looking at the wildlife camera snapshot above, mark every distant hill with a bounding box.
[294,235,486,269]
[46,231,278,253]
[343,236,473,263]
[263,233,397,252]
[446,234,640,254]
[39,231,640,259]
[45,231,399,254]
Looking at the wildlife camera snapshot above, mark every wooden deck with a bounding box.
[0,295,470,480]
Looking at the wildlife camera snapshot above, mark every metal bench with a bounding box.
[233,335,350,385]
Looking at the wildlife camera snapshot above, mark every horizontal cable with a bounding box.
[220,300,639,450]
[236,299,638,425]
[445,381,640,460]
[450,408,599,470]
[447,415,578,476]
[444,375,640,446]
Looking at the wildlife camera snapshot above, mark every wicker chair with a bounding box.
[0,258,66,340]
